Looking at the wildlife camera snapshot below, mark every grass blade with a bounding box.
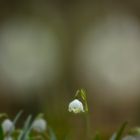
[93,132,101,140]
[48,127,57,140]
[0,125,4,140]
[18,115,32,140]
[7,110,23,137]
[13,110,23,125]
[114,121,128,140]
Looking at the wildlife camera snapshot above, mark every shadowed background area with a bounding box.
[0,0,140,139]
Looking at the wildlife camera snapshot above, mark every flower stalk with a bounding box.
[69,89,92,140]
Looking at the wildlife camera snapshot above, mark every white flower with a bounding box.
[32,118,47,132]
[4,136,13,140]
[2,119,14,134]
[68,99,84,113]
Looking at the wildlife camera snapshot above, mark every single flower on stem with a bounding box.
[2,119,15,134]
[68,99,84,114]
[68,89,92,140]
[32,118,47,133]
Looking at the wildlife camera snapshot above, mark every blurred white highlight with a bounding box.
[0,18,62,89]
[75,12,140,99]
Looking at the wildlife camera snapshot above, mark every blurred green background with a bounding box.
[0,0,140,139]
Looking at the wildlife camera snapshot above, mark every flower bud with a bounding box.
[32,118,47,132]
[2,119,14,134]
[68,99,84,114]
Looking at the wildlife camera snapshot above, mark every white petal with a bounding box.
[68,99,84,113]
[32,118,47,132]
[2,119,14,134]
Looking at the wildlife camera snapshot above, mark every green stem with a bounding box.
[85,113,92,140]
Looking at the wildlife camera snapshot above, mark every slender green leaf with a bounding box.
[13,110,23,125]
[48,127,57,140]
[80,89,87,101]
[75,89,80,98]
[0,125,4,140]
[74,88,89,112]
[93,132,101,140]
[7,110,23,137]
[114,122,128,140]
[18,115,32,140]
[80,89,89,112]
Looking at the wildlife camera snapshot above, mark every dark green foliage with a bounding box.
[93,132,101,140]
[113,122,128,140]
[0,125,4,140]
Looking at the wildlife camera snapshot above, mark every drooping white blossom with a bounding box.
[68,99,84,114]
[32,118,47,132]
[2,119,14,134]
